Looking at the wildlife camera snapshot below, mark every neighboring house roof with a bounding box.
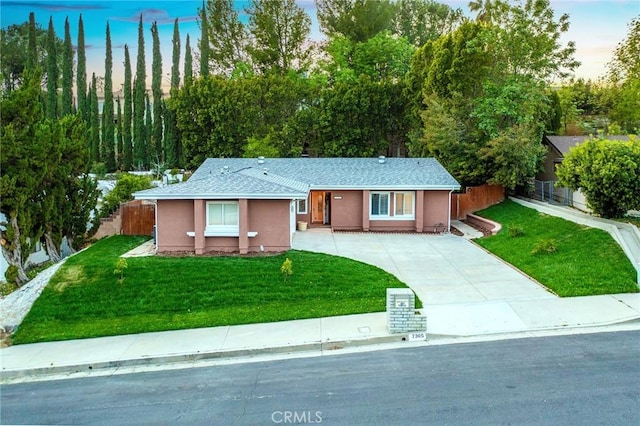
[544,135,632,157]
[135,157,460,201]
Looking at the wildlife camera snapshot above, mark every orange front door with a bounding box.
[311,191,325,224]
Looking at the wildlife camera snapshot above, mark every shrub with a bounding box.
[556,136,640,218]
[113,257,128,283]
[531,239,558,255]
[507,225,524,237]
[280,258,293,279]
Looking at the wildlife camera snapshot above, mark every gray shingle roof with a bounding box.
[136,157,460,200]
[544,135,632,156]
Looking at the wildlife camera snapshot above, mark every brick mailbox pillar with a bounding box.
[386,288,427,334]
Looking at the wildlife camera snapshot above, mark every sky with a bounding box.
[1,0,639,94]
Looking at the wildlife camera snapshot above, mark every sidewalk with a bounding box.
[2,293,638,383]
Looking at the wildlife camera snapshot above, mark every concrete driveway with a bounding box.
[292,229,555,306]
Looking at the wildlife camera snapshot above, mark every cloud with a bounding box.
[1,1,105,11]
[111,8,197,25]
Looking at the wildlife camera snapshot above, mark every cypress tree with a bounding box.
[103,22,116,171]
[145,93,152,168]
[45,16,58,120]
[165,18,181,167]
[61,17,74,115]
[133,14,147,169]
[123,45,133,170]
[77,14,87,120]
[26,12,38,71]
[199,1,210,78]
[89,73,100,165]
[116,97,123,169]
[184,34,193,86]
[151,21,163,162]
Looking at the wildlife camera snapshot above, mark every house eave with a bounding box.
[134,192,308,201]
[308,184,461,191]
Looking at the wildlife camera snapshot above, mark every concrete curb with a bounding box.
[0,335,407,382]
[4,320,640,383]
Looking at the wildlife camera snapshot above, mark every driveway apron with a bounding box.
[292,229,555,306]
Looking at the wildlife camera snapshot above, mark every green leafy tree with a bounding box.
[123,45,133,170]
[199,1,210,77]
[606,17,640,133]
[103,22,116,171]
[151,21,163,162]
[133,15,148,169]
[61,17,74,115]
[0,69,47,284]
[76,14,87,120]
[247,0,312,74]
[205,0,248,75]
[316,0,395,43]
[100,173,153,218]
[184,34,193,86]
[557,137,640,218]
[45,16,58,119]
[393,0,464,46]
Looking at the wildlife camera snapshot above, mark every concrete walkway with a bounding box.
[2,224,640,382]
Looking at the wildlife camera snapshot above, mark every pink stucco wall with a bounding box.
[156,189,453,254]
[156,198,292,254]
[156,200,194,252]
[247,199,292,252]
[423,191,451,232]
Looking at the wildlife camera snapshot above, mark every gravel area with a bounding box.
[0,260,66,333]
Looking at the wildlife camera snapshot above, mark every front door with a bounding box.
[311,191,325,224]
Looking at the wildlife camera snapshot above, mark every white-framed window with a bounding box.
[297,198,308,214]
[205,201,239,236]
[370,192,390,217]
[395,192,415,218]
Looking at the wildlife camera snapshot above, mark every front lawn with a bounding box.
[474,200,638,297]
[13,236,409,344]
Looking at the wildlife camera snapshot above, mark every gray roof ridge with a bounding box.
[238,167,309,193]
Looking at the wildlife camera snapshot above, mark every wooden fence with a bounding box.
[451,184,505,220]
[121,200,155,236]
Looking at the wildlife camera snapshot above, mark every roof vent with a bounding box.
[378,155,386,164]
[263,168,268,175]
[257,156,265,164]
[221,165,229,174]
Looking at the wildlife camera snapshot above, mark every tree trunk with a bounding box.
[0,217,30,286]
[44,232,61,263]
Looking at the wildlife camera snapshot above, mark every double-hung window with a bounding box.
[395,192,415,218]
[205,201,239,236]
[370,192,390,217]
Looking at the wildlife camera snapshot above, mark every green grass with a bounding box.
[475,200,638,297]
[13,235,411,344]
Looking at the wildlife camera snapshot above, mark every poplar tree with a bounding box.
[76,14,87,120]
[184,34,193,86]
[151,21,163,162]
[61,17,74,115]
[46,16,58,119]
[133,15,147,169]
[199,1,210,77]
[123,45,133,170]
[89,73,101,164]
[103,22,116,171]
